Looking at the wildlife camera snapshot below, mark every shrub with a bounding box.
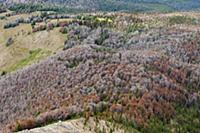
[6,37,14,47]
[59,27,68,34]
[15,18,25,23]
[31,21,36,28]
[141,118,170,133]
[59,21,70,27]
[4,22,19,29]
[7,119,36,132]
[0,7,6,13]
[65,59,80,68]
[126,23,145,33]
[32,25,47,32]
[95,29,109,45]
[47,23,54,31]
[1,71,7,76]
[0,16,5,20]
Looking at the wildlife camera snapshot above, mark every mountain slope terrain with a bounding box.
[1,0,200,12]
[0,10,199,132]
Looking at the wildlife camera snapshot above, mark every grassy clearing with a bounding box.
[0,13,66,73]
[4,49,51,72]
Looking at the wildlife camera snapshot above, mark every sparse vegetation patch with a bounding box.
[5,49,51,72]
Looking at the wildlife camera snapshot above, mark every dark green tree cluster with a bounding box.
[8,3,84,13]
[77,15,113,28]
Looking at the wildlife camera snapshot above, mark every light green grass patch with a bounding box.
[5,48,51,72]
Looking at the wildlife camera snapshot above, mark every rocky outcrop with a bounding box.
[18,118,125,133]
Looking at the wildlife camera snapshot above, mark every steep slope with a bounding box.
[0,22,199,132]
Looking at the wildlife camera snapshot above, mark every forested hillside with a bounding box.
[1,0,200,12]
[0,9,200,132]
[0,0,200,132]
